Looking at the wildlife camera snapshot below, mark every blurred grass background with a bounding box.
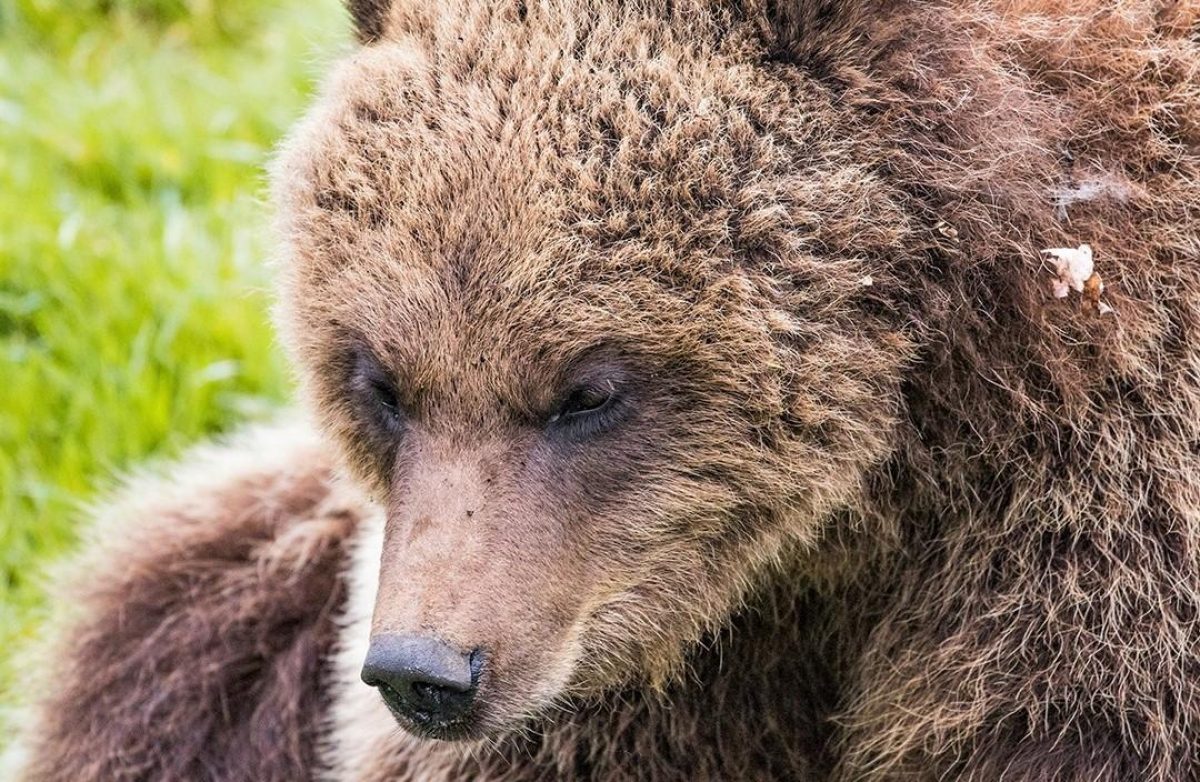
[0,0,346,731]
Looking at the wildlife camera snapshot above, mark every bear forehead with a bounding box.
[272,25,903,424]
[274,38,834,352]
[274,33,843,294]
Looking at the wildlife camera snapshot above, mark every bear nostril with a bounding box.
[409,679,465,714]
[361,633,481,733]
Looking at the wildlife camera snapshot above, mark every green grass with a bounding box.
[0,0,346,728]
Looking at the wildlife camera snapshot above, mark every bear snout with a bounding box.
[361,633,485,739]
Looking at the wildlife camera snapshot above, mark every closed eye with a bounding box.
[549,385,613,423]
[371,379,401,418]
[350,348,406,433]
[544,379,626,440]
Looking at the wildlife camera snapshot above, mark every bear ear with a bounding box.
[347,0,391,44]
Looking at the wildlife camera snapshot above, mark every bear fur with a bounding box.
[13,0,1200,779]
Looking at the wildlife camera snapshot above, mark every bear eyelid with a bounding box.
[544,374,627,439]
[549,382,616,423]
[349,347,408,430]
[370,378,402,416]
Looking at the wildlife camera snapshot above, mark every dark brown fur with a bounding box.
[13,425,364,781]
[15,0,1200,779]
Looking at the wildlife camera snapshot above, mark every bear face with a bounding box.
[272,3,914,741]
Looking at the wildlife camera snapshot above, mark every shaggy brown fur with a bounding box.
[15,0,1200,779]
[13,424,368,781]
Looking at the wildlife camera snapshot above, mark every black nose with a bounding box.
[361,634,480,731]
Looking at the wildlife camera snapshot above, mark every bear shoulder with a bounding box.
[12,419,368,782]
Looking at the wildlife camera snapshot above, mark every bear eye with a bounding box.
[349,347,406,432]
[548,384,615,426]
[370,379,402,419]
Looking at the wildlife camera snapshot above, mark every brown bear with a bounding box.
[11,0,1200,779]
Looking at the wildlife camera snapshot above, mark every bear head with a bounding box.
[273,0,914,741]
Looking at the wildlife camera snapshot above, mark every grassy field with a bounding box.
[0,0,346,727]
